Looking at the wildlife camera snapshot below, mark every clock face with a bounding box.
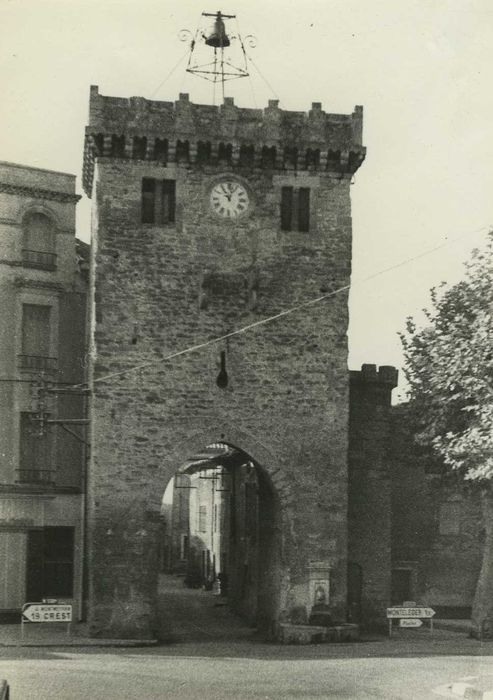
[210,180,250,219]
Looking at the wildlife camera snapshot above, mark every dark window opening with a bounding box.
[239,144,255,167]
[153,138,168,162]
[326,149,341,170]
[298,187,310,232]
[283,147,298,170]
[281,186,293,231]
[26,527,75,600]
[218,142,232,164]
[197,141,212,163]
[141,178,176,225]
[305,148,320,169]
[280,186,310,232]
[261,146,276,168]
[93,133,105,156]
[132,136,147,160]
[176,140,190,163]
[111,135,125,158]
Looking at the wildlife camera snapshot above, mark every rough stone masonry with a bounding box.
[83,86,366,639]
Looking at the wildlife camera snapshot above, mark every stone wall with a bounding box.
[348,364,398,628]
[390,405,482,617]
[85,88,365,639]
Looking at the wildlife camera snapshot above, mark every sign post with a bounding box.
[386,606,435,637]
[21,602,72,640]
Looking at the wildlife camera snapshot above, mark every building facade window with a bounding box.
[280,186,310,232]
[198,505,207,533]
[18,412,53,483]
[22,212,57,270]
[180,534,189,560]
[141,178,176,225]
[20,304,56,371]
[26,527,74,601]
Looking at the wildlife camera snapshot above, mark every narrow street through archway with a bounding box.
[158,442,281,643]
[157,572,257,644]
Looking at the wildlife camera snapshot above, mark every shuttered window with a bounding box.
[298,187,310,232]
[23,213,55,254]
[141,178,176,224]
[281,186,293,231]
[22,305,51,357]
[19,412,52,475]
[280,187,310,232]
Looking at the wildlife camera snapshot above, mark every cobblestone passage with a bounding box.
[157,573,257,643]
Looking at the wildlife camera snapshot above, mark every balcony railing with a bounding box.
[16,469,55,485]
[22,249,57,271]
[18,355,58,372]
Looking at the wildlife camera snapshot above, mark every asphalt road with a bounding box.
[2,647,493,699]
[1,575,493,699]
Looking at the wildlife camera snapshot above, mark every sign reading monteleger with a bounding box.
[22,603,72,623]
[386,607,435,619]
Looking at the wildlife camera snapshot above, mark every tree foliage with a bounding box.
[400,233,493,480]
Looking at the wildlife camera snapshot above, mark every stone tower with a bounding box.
[83,85,365,639]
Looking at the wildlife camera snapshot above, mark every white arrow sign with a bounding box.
[400,618,423,628]
[22,604,72,623]
[386,607,435,619]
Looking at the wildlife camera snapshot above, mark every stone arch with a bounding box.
[19,202,60,228]
[155,420,288,636]
[148,419,293,517]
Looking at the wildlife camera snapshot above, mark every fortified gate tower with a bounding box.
[83,78,365,637]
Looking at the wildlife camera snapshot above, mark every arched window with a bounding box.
[22,212,57,270]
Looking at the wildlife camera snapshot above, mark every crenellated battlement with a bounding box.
[82,86,365,196]
[350,364,398,388]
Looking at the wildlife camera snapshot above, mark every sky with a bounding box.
[1,0,492,401]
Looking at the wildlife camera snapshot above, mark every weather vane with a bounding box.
[179,11,256,103]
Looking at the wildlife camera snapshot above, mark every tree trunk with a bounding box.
[471,485,493,639]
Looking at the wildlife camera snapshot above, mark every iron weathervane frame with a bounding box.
[179,10,256,101]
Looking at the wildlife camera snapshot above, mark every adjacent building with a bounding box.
[0,161,87,620]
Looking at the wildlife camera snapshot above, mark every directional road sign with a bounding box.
[386,607,435,619]
[400,618,423,628]
[22,603,72,623]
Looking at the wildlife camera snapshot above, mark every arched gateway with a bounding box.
[83,86,366,639]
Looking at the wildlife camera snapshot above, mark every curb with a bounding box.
[0,638,159,648]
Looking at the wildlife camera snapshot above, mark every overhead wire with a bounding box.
[244,50,281,103]
[66,224,490,390]
[150,48,191,99]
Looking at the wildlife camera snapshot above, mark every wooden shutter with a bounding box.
[141,178,156,223]
[298,187,310,232]
[281,186,293,231]
[24,213,54,253]
[163,180,176,224]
